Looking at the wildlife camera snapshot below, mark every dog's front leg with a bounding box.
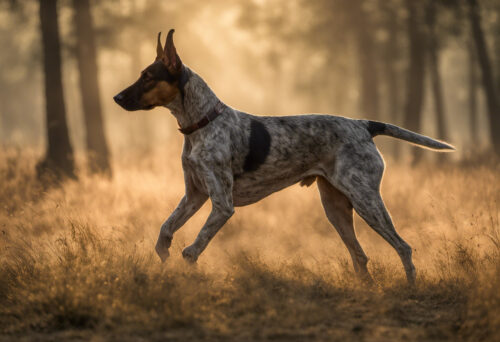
[155,190,207,262]
[182,169,234,263]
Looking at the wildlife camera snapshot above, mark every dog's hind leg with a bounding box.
[317,176,373,283]
[331,143,416,284]
[350,190,415,284]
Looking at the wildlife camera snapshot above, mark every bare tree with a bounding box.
[494,2,500,94]
[468,0,500,155]
[380,0,403,159]
[403,0,426,162]
[468,38,478,146]
[37,0,75,180]
[351,0,380,120]
[426,1,447,162]
[73,0,111,175]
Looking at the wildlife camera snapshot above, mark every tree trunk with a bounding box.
[37,0,75,181]
[73,0,112,175]
[495,3,500,93]
[426,2,447,162]
[382,2,402,159]
[352,0,380,120]
[403,0,426,163]
[468,38,478,147]
[468,0,500,155]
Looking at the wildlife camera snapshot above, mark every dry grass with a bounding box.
[0,144,499,341]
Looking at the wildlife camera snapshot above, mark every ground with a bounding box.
[0,144,499,341]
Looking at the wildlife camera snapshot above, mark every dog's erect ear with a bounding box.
[163,29,182,74]
[156,32,163,61]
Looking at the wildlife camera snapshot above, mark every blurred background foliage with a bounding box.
[1,0,499,179]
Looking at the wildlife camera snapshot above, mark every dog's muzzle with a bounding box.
[113,92,142,111]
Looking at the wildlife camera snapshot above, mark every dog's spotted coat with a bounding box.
[114,30,454,284]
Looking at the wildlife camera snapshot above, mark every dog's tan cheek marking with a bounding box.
[140,81,179,106]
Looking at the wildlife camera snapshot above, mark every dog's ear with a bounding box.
[156,32,163,61]
[163,29,182,75]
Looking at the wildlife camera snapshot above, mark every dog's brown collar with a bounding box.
[178,101,224,135]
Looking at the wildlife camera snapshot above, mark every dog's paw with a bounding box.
[155,234,173,262]
[182,245,199,263]
[155,242,170,263]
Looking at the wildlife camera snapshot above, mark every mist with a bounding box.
[1,0,498,160]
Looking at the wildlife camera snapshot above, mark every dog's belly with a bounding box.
[232,168,323,206]
[232,179,296,206]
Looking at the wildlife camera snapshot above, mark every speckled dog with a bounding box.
[114,30,454,284]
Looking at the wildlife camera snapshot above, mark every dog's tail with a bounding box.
[363,120,455,151]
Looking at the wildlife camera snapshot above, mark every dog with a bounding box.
[114,30,454,284]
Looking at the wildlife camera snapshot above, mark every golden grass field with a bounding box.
[0,144,499,341]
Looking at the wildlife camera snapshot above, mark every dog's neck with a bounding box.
[165,66,221,131]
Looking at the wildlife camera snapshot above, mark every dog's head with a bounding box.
[113,29,184,111]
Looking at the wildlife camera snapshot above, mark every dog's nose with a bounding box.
[113,93,124,104]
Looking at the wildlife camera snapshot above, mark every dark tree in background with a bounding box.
[403,0,426,162]
[73,0,111,175]
[380,0,403,158]
[425,0,448,161]
[351,0,380,120]
[468,38,478,146]
[37,0,75,180]
[467,0,500,155]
